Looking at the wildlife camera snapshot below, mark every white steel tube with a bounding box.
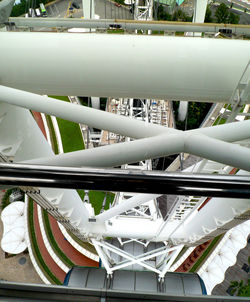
[24,133,184,167]
[0,102,91,226]
[193,0,208,23]
[96,193,160,223]
[186,134,250,171]
[191,120,250,143]
[24,132,250,172]
[1,86,249,171]
[0,85,175,139]
[9,18,250,35]
[82,0,95,19]
[0,32,249,102]
[2,85,250,143]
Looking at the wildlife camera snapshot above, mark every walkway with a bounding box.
[32,111,47,139]
[33,203,66,283]
[30,110,98,282]
[49,214,98,267]
[175,241,210,272]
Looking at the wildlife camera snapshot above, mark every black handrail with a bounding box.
[0,163,250,198]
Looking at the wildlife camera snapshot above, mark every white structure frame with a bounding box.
[134,0,153,21]
[92,239,184,279]
[0,0,250,277]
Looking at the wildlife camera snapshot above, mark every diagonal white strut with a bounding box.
[20,132,250,172]
[1,86,250,172]
[0,85,174,139]
[0,100,249,244]
[1,85,250,142]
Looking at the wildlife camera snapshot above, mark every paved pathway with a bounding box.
[31,110,98,282]
[175,241,210,272]
[32,111,47,139]
[33,203,66,283]
[49,214,98,267]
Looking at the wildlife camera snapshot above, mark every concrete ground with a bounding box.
[0,190,42,284]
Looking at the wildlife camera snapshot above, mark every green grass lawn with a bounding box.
[77,189,114,215]
[42,210,74,267]
[89,191,114,215]
[49,95,69,102]
[107,29,125,34]
[56,117,84,153]
[152,30,164,35]
[213,116,226,126]
[48,96,85,153]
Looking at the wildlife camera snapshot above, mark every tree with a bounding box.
[156,5,171,21]
[173,101,211,130]
[205,5,213,23]
[228,12,240,24]
[215,3,240,24]
[215,3,229,23]
[172,9,192,22]
[230,280,250,297]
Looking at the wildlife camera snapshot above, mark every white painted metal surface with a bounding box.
[0,18,250,280]
[0,33,249,102]
[82,0,95,19]
[193,0,208,23]
[0,102,91,233]
[2,87,250,171]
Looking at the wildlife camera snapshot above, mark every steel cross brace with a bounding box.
[92,239,182,277]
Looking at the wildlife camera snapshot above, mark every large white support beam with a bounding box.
[0,32,249,102]
[0,85,174,139]
[0,102,91,227]
[193,0,208,23]
[1,85,250,142]
[82,0,95,19]
[2,86,250,171]
[24,133,184,167]
[168,173,250,246]
[23,132,250,172]
[9,18,250,35]
[96,193,159,223]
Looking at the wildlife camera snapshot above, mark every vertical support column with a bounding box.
[193,0,208,23]
[159,245,184,279]
[187,0,208,37]
[82,0,95,19]
[91,97,100,109]
[92,239,112,275]
[0,102,91,234]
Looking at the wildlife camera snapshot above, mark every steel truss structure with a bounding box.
[92,239,183,279]
[0,0,250,283]
[134,0,153,21]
